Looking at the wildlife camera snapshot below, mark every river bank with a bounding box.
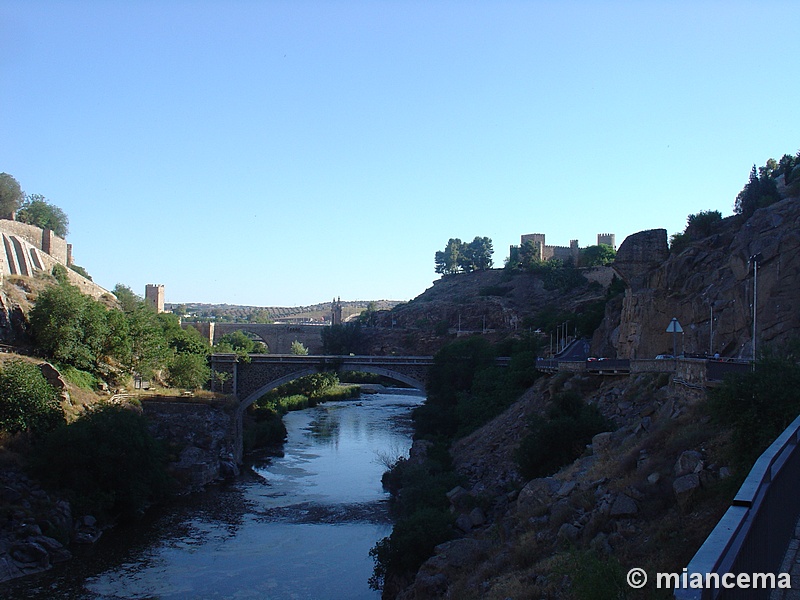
[0,391,424,598]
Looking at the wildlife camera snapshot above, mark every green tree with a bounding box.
[125,305,170,378]
[580,244,616,267]
[216,330,267,354]
[0,173,24,219]
[166,353,210,389]
[321,322,364,354]
[515,391,612,479]
[0,360,64,435]
[735,163,781,217]
[28,404,171,521]
[113,283,143,313]
[461,236,494,272]
[69,265,92,280]
[17,194,69,237]
[709,339,800,468]
[290,340,309,355]
[30,283,110,371]
[434,238,464,275]
[435,237,493,274]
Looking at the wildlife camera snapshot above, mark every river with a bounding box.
[3,391,423,600]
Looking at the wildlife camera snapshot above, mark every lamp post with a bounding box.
[749,253,762,365]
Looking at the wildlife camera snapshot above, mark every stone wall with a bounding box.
[0,221,110,300]
[141,399,239,491]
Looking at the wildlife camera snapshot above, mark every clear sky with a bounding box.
[2,1,798,307]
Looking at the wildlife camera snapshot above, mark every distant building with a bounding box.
[510,232,616,264]
[331,297,343,326]
[145,284,165,313]
[597,233,616,248]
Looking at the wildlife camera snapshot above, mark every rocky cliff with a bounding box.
[607,196,800,360]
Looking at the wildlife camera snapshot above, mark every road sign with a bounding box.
[666,318,683,333]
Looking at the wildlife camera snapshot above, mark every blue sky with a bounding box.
[2,1,798,307]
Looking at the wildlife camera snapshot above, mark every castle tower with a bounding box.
[597,233,616,249]
[331,297,343,325]
[520,233,546,261]
[145,284,165,313]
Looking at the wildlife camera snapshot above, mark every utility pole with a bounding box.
[749,253,762,366]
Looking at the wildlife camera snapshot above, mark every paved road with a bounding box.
[772,517,800,599]
[555,338,591,361]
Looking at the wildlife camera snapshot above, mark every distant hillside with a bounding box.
[165,299,401,324]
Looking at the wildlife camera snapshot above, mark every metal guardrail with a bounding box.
[674,414,800,600]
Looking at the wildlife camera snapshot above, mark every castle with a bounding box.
[511,232,616,263]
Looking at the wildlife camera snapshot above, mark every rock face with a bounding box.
[141,399,239,491]
[610,196,800,359]
[612,228,670,289]
[0,469,74,583]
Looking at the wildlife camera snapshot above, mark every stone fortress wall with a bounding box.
[515,232,617,263]
[0,219,111,300]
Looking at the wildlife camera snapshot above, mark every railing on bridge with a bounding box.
[210,353,435,364]
[674,414,800,600]
[536,358,750,384]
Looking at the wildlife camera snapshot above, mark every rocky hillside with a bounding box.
[605,195,800,360]
[367,266,615,356]
[397,371,732,599]
[387,194,800,598]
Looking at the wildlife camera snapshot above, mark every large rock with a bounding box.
[673,473,701,511]
[612,197,800,359]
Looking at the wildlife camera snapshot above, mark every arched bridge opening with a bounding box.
[210,354,435,462]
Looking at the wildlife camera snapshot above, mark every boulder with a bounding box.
[673,473,701,511]
[674,450,704,477]
[517,477,560,508]
[609,494,638,517]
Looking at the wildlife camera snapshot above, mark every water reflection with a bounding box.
[1,392,422,600]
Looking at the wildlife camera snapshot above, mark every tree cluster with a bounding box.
[29,278,213,390]
[0,359,65,436]
[669,209,723,254]
[709,338,800,469]
[0,173,70,236]
[434,236,494,275]
[734,151,800,218]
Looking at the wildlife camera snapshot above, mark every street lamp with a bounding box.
[749,253,763,364]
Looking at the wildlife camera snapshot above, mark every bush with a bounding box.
[708,340,800,468]
[369,507,454,590]
[166,353,211,390]
[27,404,171,521]
[0,360,64,435]
[243,407,287,451]
[516,391,612,480]
[58,365,98,390]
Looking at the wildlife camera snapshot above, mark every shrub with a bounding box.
[58,365,98,390]
[369,507,454,590]
[166,353,211,390]
[516,391,612,480]
[27,404,171,521]
[0,360,64,435]
[243,407,287,451]
[708,340,800,468]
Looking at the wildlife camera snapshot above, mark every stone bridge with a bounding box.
[184,323,326,354]
[210,354,435,462]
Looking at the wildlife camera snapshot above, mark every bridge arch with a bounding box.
[210,354,438,462]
